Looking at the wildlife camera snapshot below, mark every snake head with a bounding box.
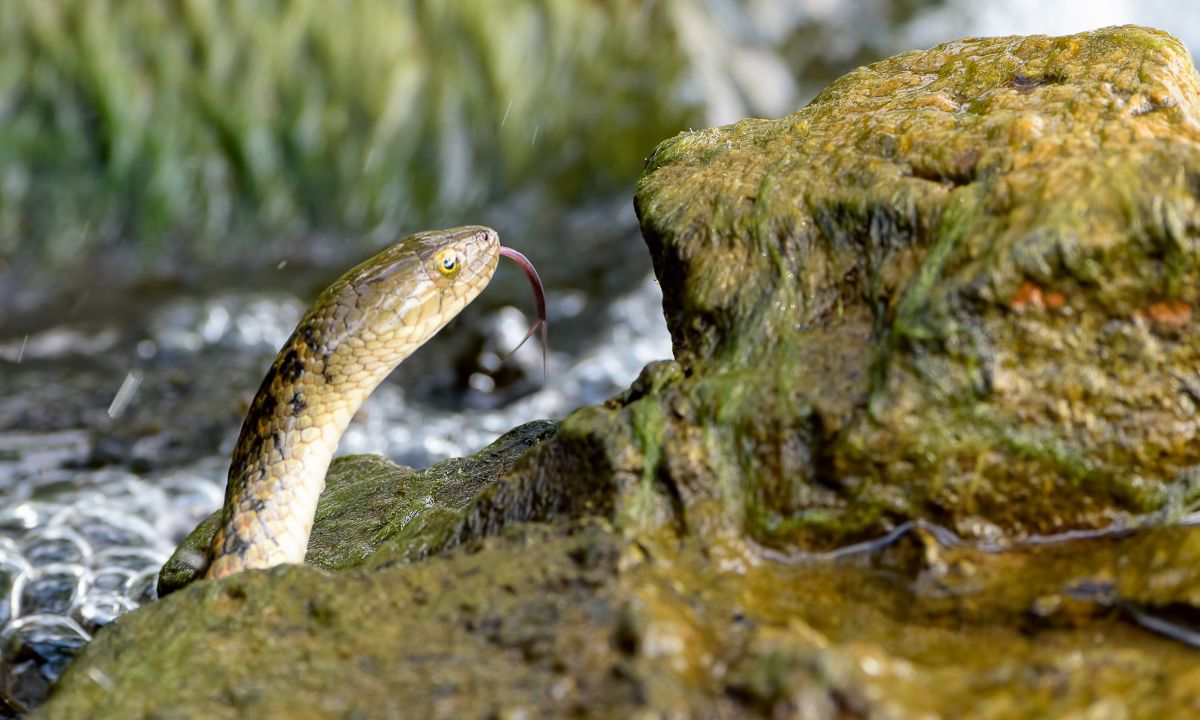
[308,224,547,383]
[313,226,501,353]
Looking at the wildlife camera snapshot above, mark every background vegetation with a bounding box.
[0,0,694,270]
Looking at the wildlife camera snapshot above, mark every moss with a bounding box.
[622,396,667,533]
[129,519,1200,720]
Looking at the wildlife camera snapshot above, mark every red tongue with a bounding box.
[498,246,548,381]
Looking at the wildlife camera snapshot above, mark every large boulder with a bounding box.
[627,23,1200,551]
[36,26,1200,719]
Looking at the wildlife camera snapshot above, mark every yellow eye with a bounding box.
[434,248,460,277]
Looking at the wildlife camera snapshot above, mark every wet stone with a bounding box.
[0,617,91,685]
[39,23,1200,713]
[22,21,1200,720]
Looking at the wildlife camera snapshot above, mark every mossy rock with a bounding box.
[36,26,1200,719]
[40,521,1200,718]
[623,23,1200,550]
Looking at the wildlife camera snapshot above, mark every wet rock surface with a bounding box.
[35,26,1200,718]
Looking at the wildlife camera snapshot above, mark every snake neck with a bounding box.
[204,326,399,579]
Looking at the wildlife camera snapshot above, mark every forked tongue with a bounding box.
[498,246,548,381]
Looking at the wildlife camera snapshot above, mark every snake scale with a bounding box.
[205,226,545,579]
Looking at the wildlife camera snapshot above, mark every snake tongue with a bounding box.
[498,246,548,382]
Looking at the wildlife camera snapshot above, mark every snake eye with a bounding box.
[434,248,460,277]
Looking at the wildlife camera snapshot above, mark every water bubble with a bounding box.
[468,373,496,393]
[0,567,17,626]
[20,527,92,566]
[74,593,137,633]
[93,548,166,573]
[53,507,158,550]
[18,564,89,617]
[0,503,45,535]
[91,567,135,594]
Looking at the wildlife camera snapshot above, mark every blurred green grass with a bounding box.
[0,0,696,270]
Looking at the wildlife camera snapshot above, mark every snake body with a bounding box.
[205,226,514,579]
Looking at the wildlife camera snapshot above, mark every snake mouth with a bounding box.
[498,246,548,379]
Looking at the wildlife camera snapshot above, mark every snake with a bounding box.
[204,226,545,579]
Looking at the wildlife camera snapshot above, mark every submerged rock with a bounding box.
[37,26,1200,719]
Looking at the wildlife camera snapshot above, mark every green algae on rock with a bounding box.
[40,524,1200,718]
[624,23,1200,551]
[35,26,1200,719]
